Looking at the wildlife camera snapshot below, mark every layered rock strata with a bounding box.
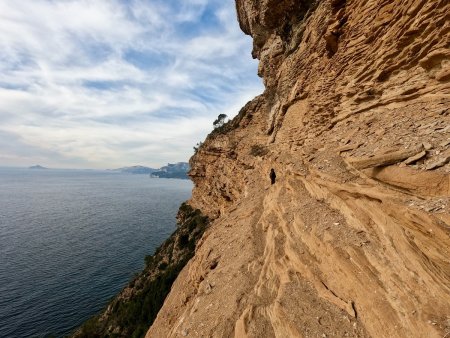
[148,0,450,337]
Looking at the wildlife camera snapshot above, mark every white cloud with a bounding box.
[0,0,263,169]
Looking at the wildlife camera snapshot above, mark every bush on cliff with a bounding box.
[249,144,269,157]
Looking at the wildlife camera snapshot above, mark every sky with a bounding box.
[0,0,263,169]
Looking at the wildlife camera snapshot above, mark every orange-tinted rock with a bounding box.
[148,1,450,337]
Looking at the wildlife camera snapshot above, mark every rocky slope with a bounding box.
[148,0,450,337]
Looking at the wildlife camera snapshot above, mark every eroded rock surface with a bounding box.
[148,0,450,337]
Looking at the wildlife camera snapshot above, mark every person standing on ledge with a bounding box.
[270,168,276,185]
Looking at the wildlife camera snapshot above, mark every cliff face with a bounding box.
[148,1,450,337]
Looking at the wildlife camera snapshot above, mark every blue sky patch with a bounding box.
[0,0,263,169]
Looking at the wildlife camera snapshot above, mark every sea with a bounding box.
[0,167,193,338]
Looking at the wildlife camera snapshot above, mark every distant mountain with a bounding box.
[29,165,48,170]
[151,162,190,179]
[112,162,190,179]
[113,165,156,174]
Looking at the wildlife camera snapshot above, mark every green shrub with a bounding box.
[193,142,203,154]
[249,144,269,157]
[144,255,153,267]
[178,234,189,247]
[158,262,168,270]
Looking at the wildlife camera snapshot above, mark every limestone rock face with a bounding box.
[148,0,450,337]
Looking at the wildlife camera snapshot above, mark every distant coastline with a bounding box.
[113,162,190,179]
[29,165,48,170]
[20,162,189,179]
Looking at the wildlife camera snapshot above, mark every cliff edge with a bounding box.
[148,0,450,337]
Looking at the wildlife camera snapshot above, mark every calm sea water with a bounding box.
[0,168,192,338]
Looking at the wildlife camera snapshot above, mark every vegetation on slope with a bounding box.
[72,203,209,338]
